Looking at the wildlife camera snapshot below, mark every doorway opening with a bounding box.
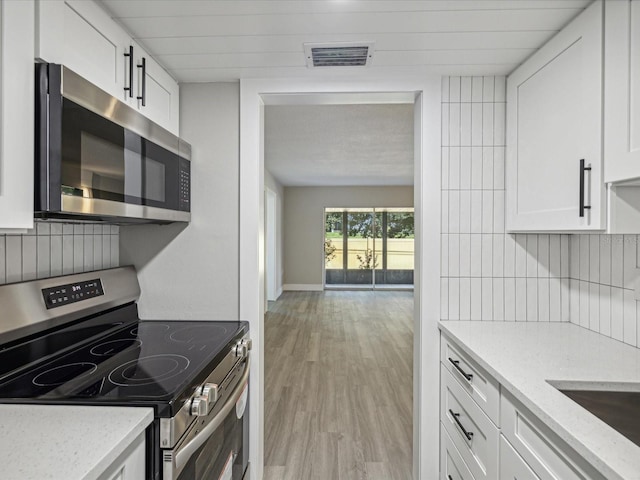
[324,207,414,289]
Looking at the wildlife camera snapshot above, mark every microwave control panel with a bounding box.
[42,278,104,309]
[179,158,190,212]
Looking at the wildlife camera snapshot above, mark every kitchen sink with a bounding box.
[556,387,640,448]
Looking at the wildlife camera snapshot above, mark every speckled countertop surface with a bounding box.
[0,405,153,480]
[439,321,640,480]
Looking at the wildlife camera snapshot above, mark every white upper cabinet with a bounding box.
[36,0,179,135]
[604,0,640,183]
[0,0,34,231]
[506,0,605,232]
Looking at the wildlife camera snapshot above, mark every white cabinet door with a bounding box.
[132,41,180,134]
[97,432,145,480]
[506,0,604,231]
[37,0,131,103]
[500,436,539,480]
[604,0,640,183]
[0,0,34,231]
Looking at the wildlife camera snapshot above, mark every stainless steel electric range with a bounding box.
[0,266,251,480]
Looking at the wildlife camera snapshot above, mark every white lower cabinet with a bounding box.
[500,436,539,480]
[441,423,475,480]
[97,432,145,480]
[441,365,499,480]
[441,334,606,480]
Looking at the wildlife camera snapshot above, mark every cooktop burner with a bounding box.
[33,362,98,387]
[109,354,190,386]
[90,339,142,356]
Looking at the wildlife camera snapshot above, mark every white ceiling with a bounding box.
[99,0,591,83]
[265,104,414,186]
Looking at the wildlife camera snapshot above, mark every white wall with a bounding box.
[0,221,119,285]
[441,76,571,322]
[120,83,240,320]
[283,185,413,287]
[264,169,284,298]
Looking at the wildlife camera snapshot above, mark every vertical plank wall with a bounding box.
[0,221,120,285]
[440,76,571,323]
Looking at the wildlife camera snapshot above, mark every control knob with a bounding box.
[190,395,209,417]
[199,383,219,404]
[234,338,252,358]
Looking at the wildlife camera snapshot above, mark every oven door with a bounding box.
[163,358,250,480]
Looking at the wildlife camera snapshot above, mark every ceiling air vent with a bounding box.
[304,42,374,68]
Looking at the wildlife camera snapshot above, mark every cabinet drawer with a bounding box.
[441,336,499,425]
[441,365,498,480]
[441,422,475,480]
[500,435,539,480]
[501,390,605,480]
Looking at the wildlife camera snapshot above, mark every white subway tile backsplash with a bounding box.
[589,236,599,283]
[515,278,527,321]
[611,287,624,341]
[22,236,37,281]
[482,76,494,102]
[37,236,50,279]
[460,103,471,146]
[600,285,611,337]
[589,283,599,332]
[94,235,103,270]
[460,77,472,103]
[449,102,461,146]
[450,77,461,102]
[459,234,471,277]
[459,277,471,320]
[111,236,119,267]
[440,76,572,326]
[481,277,493,320]
[624,289,637,346]
[470,277,482,320]
[50,235,63,277]
[441,234,449,277]
[482,103,494,146]
[579,281,590,328]
[599,235,611,284]
[579,235,590,281]
[538,278,550,322]
[459,148,471,190]
[623,235,637,289]
[470,234,482,277]
[611,235,624,288]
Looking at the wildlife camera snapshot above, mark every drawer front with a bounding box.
[501,390,605,480]
[441,422,475,480]
[500,435,540,480]
[441,365,499,480]
[441,335,500,425]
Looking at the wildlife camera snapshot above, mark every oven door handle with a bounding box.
[175,356,250,471]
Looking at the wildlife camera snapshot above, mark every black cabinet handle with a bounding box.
[448,357,473,382]
[448,476,453,480]
[449,409,474,441]
[124,45,133,97]
[579,159,591,217]
[137,57,146,106]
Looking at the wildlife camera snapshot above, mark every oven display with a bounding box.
[42,279,104,309]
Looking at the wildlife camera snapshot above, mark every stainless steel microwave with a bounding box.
[35,63,191,224]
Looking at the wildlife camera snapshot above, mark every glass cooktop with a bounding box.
[0,304,246,409]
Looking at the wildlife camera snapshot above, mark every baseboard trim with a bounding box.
[283,284,323,292]
[275,286,283,299]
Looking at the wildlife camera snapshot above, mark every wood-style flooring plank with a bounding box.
[264,290,413,479]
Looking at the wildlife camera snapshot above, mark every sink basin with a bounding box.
[558,388,640,447]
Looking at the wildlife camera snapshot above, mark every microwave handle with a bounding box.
[175,356,250,471]
[137,57,146,107]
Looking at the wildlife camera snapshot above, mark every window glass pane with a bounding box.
[324,212,343,270]
[386,211,414,270]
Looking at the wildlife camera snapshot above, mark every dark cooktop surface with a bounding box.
[0,305,245,407]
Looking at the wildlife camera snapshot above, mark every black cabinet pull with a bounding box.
[448,357,473,382]
[137,57,146,107]
[579,159,591,217]
[448,476,453,480]
[123,45,133,97]
[449,409,474,441]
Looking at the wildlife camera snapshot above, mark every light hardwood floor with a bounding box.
[264,290,413,480]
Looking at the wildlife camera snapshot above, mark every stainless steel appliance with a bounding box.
[0,267,249,480]
[35,64,191,224]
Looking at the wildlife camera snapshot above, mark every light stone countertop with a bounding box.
[0,404,153,480]
[439,321,640,480]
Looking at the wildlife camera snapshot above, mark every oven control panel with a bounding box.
[42,278,104,309]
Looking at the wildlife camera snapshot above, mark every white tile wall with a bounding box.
[569,235,640,348]
[441,76,571,322]
[0,221,119,285]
